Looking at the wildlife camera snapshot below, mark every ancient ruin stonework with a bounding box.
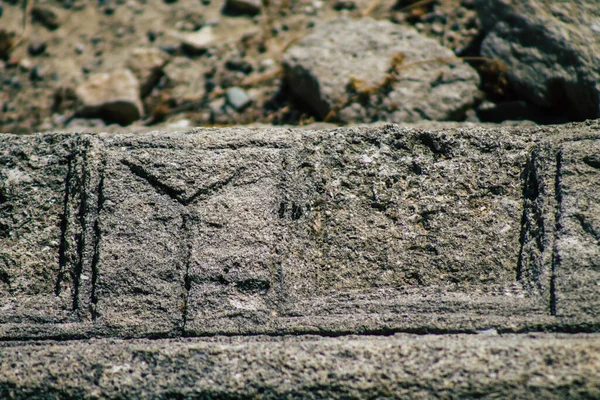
[1,121,599,398]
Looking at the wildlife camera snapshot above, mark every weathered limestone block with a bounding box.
[2,122,600,399]
[0,134,75,326]
[1,122,599,340]
[519,122,600,321]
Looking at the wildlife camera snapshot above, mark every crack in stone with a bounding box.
[180,213,193,336]
[573,213,599,240]
[121,159,185,203]
[55,152,75,297]
[90,158,105,321]
[72,146,91,313]
[516,152,538,283]
[550,150,563,316]
[120,159,243,206]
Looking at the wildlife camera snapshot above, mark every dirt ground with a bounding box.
[0,0,504,134]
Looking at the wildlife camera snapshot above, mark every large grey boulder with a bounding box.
[283,17,481,124]
[475,0,600,120]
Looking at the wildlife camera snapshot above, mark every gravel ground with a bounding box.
[0,0,548,134]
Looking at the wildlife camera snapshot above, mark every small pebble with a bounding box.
[226,86,251,111]
[431,23,444,35]
[333,0,356,11]
[225,58,253,74]
[259,58,275,72]
[209,97,226,114]
[225,0,262,15]
[159,45,178,55]
[28,41,47,56]
[29,65,44,82]
[167,119,191,129]
[11,77,22,89]
[20,58,32,71]
[147,30,157,42]
[31,6,60,30]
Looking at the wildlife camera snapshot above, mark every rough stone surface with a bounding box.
[475,0,600,120]
[283,17,481,124]
[163,56,207,100]
[0,135,74,325]
[1,334,599,399]
[1,121,600,397]
[1,121,600,341]
[519,121,600,321]
[75,69,144,126]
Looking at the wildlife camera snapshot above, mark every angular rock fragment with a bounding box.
[75,68,144,125]
[125,47,170,97]
[226,86,252,110]
[283,17,480,124]
[474,0,600,120]
[163,56,207,100]
[175,26,216,56]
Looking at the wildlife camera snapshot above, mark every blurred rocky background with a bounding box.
[1,0,598,134]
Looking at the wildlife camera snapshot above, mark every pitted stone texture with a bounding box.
[283,17,480,124]
[1,122,600,340]
[0,134,75,325]
[475,0,600,120]
[1,334,599,399]
[91,137,190,336]
[519,124,600,320]
[556,140,600,317]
